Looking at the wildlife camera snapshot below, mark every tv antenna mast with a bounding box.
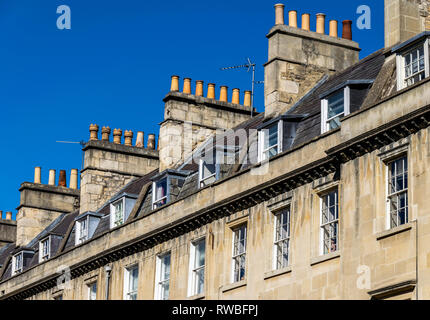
[56,140,87,170]
[220,58,263,117]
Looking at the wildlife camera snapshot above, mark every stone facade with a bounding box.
[0,220,16,248]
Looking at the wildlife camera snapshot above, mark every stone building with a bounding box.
[1,0,430,300]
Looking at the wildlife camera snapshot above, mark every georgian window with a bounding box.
[232,225,247,283]
[75,212,103,245]
[259,123,281,162]
[396,38,430,90]
[12,253,23,275]
[273,208,291,270]
[124,265,139,300]
[188,239,205,297]
[112,199,124,227]
[199,160,218,188]
[88,282,97,300]
[387,156,409,228]
[321,88,350,134]
[320,189,339,255]
[155,252,171,300]
[76,218,88,244]
[39,237,50,262]
[153,178,168,209]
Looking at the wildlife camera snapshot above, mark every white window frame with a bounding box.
[155,252,171,300]
[321,87,350,134]
[124,264,139,300]
[386,156,409,229]
[88,281,97,300]
[110,198,125,228]
[39,236,51,263]
[273,207,291,270]
[231,224,247,283]
[187,238,206,297]
[258,121,283,162]
[319,189,339,256]
[396,39,430,91]
[198,159,219,188]
[152,177,169,210]
[75,216,89,245]
[12,252,24,275]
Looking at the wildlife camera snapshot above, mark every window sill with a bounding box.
[264,266,292,280]
[376,223,413,241]
[311,251,340,266]
[221,280,247,293]
[187,293,205,300]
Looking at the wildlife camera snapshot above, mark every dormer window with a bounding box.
[39,237,50,262]
[109,193,137,229]
[394,33,430,90]
[75,212,103,245]
[199,160,218,188]
[12,253,23,275]
[153,177,168,209]
[258,122,282,162]
[321,87,350,134]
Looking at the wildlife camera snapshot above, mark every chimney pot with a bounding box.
[34,167,41,184]
[288,10,297,28]
[342,20,352,40]
[183,78,192,94]
[231,88,240,104]
[113,129,123,144]
[135,131,144,147]
[48,170,56,186]
[219,86,228,102]
[5,212,12,221]
[58,170,67,187]
[89,124,99,141]
[302,13,310,31]
[0,211,3,220]
[207,83,216,99]
[147,134,156,150]
[329,20,338,37]
[195,80,204,96]
[316,13,326,34]
[274,4,285,25]
[170,75,180,92]
[101,126,111,141]
[124,130,134,146]
[243,91,252,107]
[70,169,78,189]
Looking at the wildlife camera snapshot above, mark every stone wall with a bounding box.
[0,220,16,248]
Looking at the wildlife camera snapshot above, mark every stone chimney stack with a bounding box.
[384,0,430,48]
[264,4,360,117]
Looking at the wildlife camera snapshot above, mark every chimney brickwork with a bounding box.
[264,4,360,117]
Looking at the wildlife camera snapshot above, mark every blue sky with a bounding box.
[0,0,384,219]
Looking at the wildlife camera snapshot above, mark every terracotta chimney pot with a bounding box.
[183,78,192,94]
[274,4,285,25]
[244,91,252,107]
[34,167,41,184]
[89,124,99,141]
[170,75,179,92]
[207,83,216,99]
[5,212,12,221]
[113,129,123,144]
[316,13,326,34]
[135,131,144,148]
[195,81,204,96]
[302,13,310,31]
[70,169,78,189]
[101,126,111,141]
[329,20,338,37]
[342,20,352,40]
[231,88,240,104]
[58,170,67,187]
[124,130,134,146]
[147,134,156,150]
[48,170,56,186]
[219,86,228,102]
[289,10,297,28]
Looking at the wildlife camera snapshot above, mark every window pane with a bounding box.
[327,91,344,118]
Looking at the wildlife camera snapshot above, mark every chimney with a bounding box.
[384,0,429,48]
[102,126,111,141]
[0,211,2,219]
[70,169,78,189]
[147,134,156,150]
[48,170,56,186]
[135,131,144,147]
[207,83,216,99]
[34,167,41,184]
[342,20,352,40]
[219,86,228,102]
[329,20,338,37]
[302,13,310,31]
[124,130,134,146]
[5,212,12,221]
[113,129,122,144]
[170,75,180,92]
[231,88,240,104]
[195,81,204,96]
[183,78,192,94]
[265,4,360,116]
[274,4,285,25]
[58,170,67,187]
[289,10,298,28]
[244,91,252,107]
[89,124,99,141]
[316,13,326,34]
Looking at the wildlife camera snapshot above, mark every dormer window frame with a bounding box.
[258,120,283,162]
[110,198,125,228]
[321,86,350,134]
[198,159,220,188]
[76,216,89,245]
[39,236,51,263]
[12,252,23,275]
[396,38,430,91]
[74,212,103,245]
[152,177,169,210]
